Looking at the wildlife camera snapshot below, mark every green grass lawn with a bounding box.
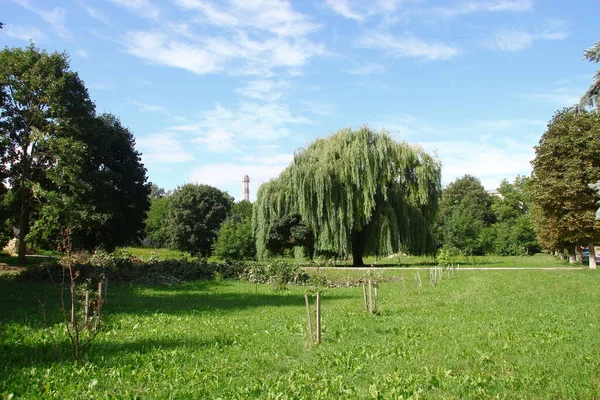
[125,247,577,269]
[1,265,599,398]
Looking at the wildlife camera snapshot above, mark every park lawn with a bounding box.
[125,247,576,270]
[2,267,600,399]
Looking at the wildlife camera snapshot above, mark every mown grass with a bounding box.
[1,265,599,399]
[125,247,576,269]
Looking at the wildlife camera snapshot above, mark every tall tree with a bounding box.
[436,175,494,255]
[166,184,233,257]
[27,114,150,251]
[253,127,441,266]
[0,44,95,263]
[491,177,539,256]
[530,109,600,268]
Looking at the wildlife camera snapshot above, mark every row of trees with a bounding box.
[0,44,150,263]
[145,183,255,259]
[436,175,538,256]
[528,38,600,268]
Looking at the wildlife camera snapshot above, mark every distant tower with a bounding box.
[243,175,250,201]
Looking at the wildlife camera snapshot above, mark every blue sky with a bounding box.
[2,0,598,201]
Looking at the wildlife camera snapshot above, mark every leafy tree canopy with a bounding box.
[530,109,600,252]
[0,44,95,262]
[253,127,441,266]
[166,184,233,257]
[213,200,256,261]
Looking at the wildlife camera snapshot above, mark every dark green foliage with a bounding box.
[1,45,149,258]
[213,200,256,261]
[437,175,494,255]
[0,44,96,263]
[166,184,233,257]
[489,177,539,255]
[26,114,150,252]
[530,109,600,250]
[19,254,247,285]
[266,214,314,257]
[145,196,171,248]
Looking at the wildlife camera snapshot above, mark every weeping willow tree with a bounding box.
[253,127,442,266]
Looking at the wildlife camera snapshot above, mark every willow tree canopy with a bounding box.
[253,127,442,266]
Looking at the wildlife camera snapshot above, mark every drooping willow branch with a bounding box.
[253,127,442,263]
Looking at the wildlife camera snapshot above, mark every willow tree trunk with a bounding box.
[351,229,366,267]
[589,243,597,270]
[575,245,583,263]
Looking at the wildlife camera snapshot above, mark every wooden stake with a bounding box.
[304,293,313,344]
[368,279,373,314]
[362,282,368,310]
[315,292,321,344]
[416,271,422,287]
[373,284,378,312]
[84,292,89,321]
[97,281,103,317]
[103,276,108,305]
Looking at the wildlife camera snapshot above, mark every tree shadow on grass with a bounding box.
[0,334,248,376]
[0,276,353,326]
[109,281,352,317]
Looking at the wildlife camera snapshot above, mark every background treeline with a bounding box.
[436,175,539,257]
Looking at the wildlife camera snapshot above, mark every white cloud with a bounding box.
[137,133,195,164]
[358,32,461,60]
[518,86,582,107]
[171,102,310,144]
[420,140,535,189]
[236,80,290,102]
[345,62,385,75]
[488,28,568,51]
[326,0,365,21]
[76,49,88,58]
[175,0,319,37]
[421,0,533,19]
[130,101,186,122]
[78,1,110,24]
[123,32,223,74]
[10,0,70,39]
[122,30,325,76]
[192,127,238,153]
[108,0,160,19]
[300,100,336,117]
[3,24,46,42]
[120,0,325,76]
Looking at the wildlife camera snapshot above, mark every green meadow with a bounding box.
[1,257,599,399]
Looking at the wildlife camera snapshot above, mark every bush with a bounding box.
[213,216,256,261]
[19,251,248,285]
[243,259,309,288]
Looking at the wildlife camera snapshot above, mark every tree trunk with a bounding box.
[351,229,366,267]
[17,188,30,265]
[589,243,597,270]
[575,245,583,263]
[568,246,576,264]
[558,251,564,261]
